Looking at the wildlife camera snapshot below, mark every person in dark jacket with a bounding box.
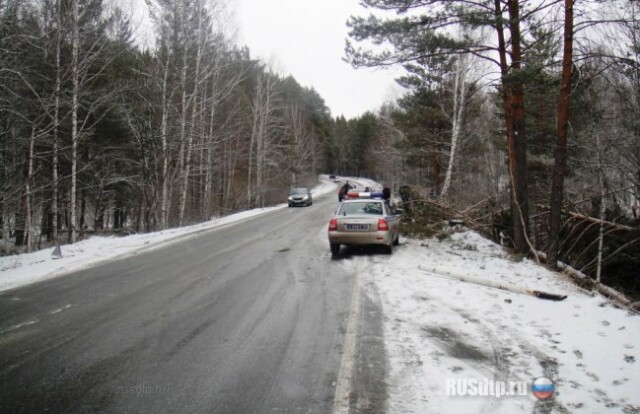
[339,181,352,202]
[382,183,391,202]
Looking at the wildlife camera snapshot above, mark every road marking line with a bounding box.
[332,262,363,414]
[0,319,38,335]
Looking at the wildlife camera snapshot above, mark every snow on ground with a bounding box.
[2,173,638,413]
[363,230,639,413]
[0,177,338,293]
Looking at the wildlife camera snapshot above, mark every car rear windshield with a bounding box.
[338,202,383,216]
[291,188,308,194]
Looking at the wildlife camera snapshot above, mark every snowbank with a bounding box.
[365,230,639,413]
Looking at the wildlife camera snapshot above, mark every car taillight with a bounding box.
[329,218,338,231]
[377,219,389,231]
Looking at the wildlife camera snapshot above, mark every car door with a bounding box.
[384,202,400,239]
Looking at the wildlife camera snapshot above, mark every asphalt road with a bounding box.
[0,191,386,413]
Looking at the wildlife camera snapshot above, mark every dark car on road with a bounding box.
[288,187,313,207]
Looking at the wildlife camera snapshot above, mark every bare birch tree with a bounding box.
[177,0,205,226]
[440,55,475,199]
[287,103,314,187]
[200,51,248,218]
[69,0,79,243]
[159,37,172,229]
[51,0,62,243]
[248,70,279,207]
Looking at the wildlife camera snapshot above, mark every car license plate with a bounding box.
[346,224,369,231]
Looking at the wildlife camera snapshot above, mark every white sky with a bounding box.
[118,0,405,118]
[235,0,404,118]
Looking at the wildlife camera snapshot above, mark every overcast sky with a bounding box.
[235,0,403,118]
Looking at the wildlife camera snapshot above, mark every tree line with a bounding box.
[1,0,331,254]
[2,0,639,285]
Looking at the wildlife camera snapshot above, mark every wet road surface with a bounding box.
[0,192,386,413]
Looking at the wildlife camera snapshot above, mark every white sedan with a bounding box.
[328,194,401,255]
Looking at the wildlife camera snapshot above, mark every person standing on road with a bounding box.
[339,181,352,202]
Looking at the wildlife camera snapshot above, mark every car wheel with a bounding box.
[330,243,340,256]
[393,234,400,246]
[384,243,393,255]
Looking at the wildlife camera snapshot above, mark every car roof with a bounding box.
[341,198,383,203]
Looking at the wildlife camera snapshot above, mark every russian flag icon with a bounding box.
[532,377,555,399]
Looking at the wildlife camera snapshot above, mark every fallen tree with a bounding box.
[396,186,639,304]
[417,265,568,301]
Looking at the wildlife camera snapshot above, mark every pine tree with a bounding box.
[345,0,535,253]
